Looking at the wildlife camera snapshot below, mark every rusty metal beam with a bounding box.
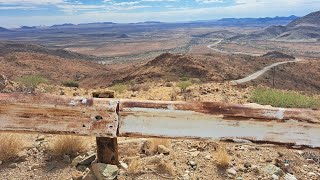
[119,99,320,148]
[0,93,119,137]
[1,93,320,148]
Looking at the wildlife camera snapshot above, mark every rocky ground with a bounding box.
[0,134,319,180]
[0,78,320,180]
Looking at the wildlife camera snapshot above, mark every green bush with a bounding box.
[62,80,79,88]
[110,84,127,94]
[17,75,47,89]
[180,76,190,81]
[177,81,192,92]
[250,88,320,108]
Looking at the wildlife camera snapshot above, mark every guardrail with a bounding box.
[1,93,319,164]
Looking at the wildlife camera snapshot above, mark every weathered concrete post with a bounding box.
[94,91,119,165]
[96,137,119,165]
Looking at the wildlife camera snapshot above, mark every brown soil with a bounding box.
[246,59,320,93]
[0,52,116,87]
[0,51,282,90]
[0,134,319,180]
[111,53,283,84]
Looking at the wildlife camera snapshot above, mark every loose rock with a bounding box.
[271,174,279,180]
[284,173,297,180]
[79,153,96,165]
[262,164,284,176]
[119,161,128,170]
[30,164,41,170]
[72,155,85,167]
[63,154,71,163]
[227,167,237,176]
[157,145,170,155]
[9,163,18,168]
[92,163,119,180]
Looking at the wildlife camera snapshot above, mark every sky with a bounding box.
[0,0,320,28]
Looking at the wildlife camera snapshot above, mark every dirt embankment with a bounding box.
[246,59,320,93]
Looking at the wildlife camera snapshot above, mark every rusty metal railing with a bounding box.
[1,93,320,164]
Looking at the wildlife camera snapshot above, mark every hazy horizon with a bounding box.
[1,0,319,28]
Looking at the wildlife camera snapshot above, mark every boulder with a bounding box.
[157,145,170,155]
[92,163,118,180]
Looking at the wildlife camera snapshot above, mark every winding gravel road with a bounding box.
[207,39,303,84]
[231,59,303,84]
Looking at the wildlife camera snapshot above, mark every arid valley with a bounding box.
[0,7,320,180]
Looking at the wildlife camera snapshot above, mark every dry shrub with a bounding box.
[157,160,175,176]
[170,88,178,101]
[0,133,25,162]
[142,138,171,155]
[215,145,230,168]
[49,135,89,157]
[130,84,150,92]
[128,158,145,175]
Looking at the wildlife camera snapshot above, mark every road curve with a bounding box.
[231,59,303,84]
[207,39,262,56]
[207,39,303,84]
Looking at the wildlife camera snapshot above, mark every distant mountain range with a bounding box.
[235,11,320,42]
[0,15,299,31]
[215,15,298,26]
[0,27,10,32]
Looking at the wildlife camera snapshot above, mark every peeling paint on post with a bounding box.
[96,137,119,165]
[94,93,119,165]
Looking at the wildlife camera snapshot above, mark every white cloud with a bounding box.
[142,0,178,1]
[0,0,65,5]
[0,0,319,27]
[112,1,140,6]
[195,0,224,3]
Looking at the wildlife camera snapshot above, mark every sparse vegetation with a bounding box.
[110,83,127,94]
[143,138,171,155]
[180,76,190,81]
[215,145,230,169]
[157,160,175,176]
[128,158,145,175]
[177,81,192,92]
[49,135,89,157]
[0,133,25,162]
[62,80,79,88]
[17,75,48,91]
[130,84,150,92]
[250,88,320,108]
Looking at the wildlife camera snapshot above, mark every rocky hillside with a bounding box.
[261,51,295,59]
[0,42,102,61]
[237,11,320,42]
[111,53,284,84]
[0,52,115,87]
[0,27,10,32]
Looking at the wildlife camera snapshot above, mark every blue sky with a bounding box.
[0,0,320,27]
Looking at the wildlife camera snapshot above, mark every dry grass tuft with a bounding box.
[0,133,25,162]
[215,145,230,169]
[128,158,145,175]
[157,160,175,176]
[143,138,171,155]
[49,135,89,157]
